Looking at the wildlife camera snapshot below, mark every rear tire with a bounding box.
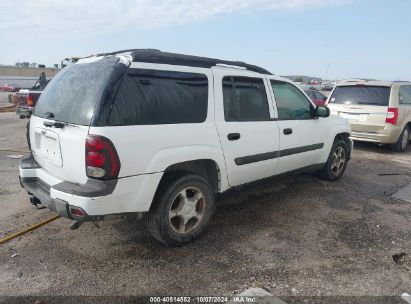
[146,174,215,246]
[319,139,349,181]
[393,126,409,152]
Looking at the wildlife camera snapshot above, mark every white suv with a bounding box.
[19,50,353,245]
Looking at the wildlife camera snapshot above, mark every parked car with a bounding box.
[322,82,334,91]
[304,89,328,106]
[19,49,352,246]
[327,80,411,152]
[1,83,21,92]
[15,73,49,118]
[15,90,42,118]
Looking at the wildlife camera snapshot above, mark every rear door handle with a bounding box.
[228,133,241,141]
[283,128,293,135]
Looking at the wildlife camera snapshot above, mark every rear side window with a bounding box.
[223,76,270,121]
[108,69,208,125]
[34,58,119,126]
[271,81,313,120]
[330,86,391,106]
[399,85,411,104]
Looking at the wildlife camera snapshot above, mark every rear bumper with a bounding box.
[19,154,163,220]
[16,106,34,117]
[19,176,73,218]
[351,125,403,144]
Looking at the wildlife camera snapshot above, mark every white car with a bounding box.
[19,50,353,246]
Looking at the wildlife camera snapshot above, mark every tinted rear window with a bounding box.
[330,86,391,106]
[34,58,119,125]
[107,69,208,125]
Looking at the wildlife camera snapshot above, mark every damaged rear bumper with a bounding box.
[19,154,162,221]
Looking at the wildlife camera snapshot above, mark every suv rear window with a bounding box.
[34,58,120,125]
[107,69,208,125]
[330,85,391,106]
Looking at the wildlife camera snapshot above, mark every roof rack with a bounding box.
[343,78,377,82]
[95,49,272,75]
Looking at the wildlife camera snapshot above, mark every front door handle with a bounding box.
[228,133,241,141]
[283,128,293,135]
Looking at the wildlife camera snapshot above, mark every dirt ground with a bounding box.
[0,112,410,301]
[0,92,15,113]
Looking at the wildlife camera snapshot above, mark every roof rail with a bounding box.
[92,49,272,75]
[343,78,378,82]
[215,63,247,70]
[78,49,272,75]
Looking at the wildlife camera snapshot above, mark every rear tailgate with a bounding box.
[330,104,388,133]
[328,85,391,133]
[30,115,90,184]
[30,56,127,186]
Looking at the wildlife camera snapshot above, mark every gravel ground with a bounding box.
[0,112,410,301]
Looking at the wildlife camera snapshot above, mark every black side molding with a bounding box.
[234,143,324,166]
[280,143,324,158]
[53,179,118,198]
[20,155,118,197]
[235,151,280,166]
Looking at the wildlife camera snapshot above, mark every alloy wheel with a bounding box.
[331,147,346,177]
[168,187,206,234]
[402,128,409,150]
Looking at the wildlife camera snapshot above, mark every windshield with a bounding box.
[34,57,119,125]
[330,85,391,106]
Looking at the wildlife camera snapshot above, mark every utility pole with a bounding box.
[325,63,330,82]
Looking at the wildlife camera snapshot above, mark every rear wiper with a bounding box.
[43,121,66,128]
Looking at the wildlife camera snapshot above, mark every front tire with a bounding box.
[146,174,215,246]
[319,139,349,181]
[393,126,409,152]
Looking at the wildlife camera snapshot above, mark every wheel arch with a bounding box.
[335,132,351,145]
[150,159,222,212]
[320,122,352,163]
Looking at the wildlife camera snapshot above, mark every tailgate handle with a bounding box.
[43,121,65,128]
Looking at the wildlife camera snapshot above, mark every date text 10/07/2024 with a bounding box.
[149,296,258,303]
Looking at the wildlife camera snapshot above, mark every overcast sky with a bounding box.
[1,0,410,80]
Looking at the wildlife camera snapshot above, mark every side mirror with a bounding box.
[316,106,330,118]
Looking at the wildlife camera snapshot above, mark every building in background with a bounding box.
[0,65,60,88]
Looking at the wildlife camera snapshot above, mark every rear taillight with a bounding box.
[386,108,398,125]
[27,95,34,106]
[85,135,121,180]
